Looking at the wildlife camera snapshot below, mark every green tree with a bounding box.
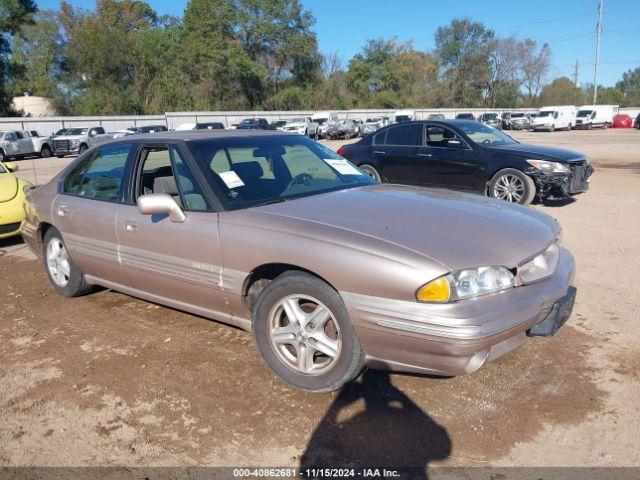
[10,10,63,99]
[616,67,640,106]
[0,0,38,115]
[434,18,494,107]
[540,77,584,106]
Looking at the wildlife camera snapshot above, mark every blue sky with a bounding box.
[35,0,640,86]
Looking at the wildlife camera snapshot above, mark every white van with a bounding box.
[531,106,577,131]
[575,105,616,129]
[312,111,338,139]
[393,110,415,123]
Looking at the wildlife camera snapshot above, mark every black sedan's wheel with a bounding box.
[359,164,382,182]
[489,168,536,205]
[43,227,93,297]
[252,271,364,392]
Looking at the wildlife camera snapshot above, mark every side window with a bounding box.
[373,129,387,145]
[426,127,464,148]
[94,127,105,135]
[138,147,173,197]
[171,146,210,211]
[385,124,422,146]
[15,131,24,140]
[63,143,131,201]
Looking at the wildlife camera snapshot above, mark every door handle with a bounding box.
[373,150,387,155]
[418,153,432,158]
[57,206,69,217]
[124,221,138,233]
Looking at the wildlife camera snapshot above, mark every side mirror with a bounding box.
[137,193,186,223]
[4,162,18,172]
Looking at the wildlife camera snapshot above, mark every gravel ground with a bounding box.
[1,129,639,470]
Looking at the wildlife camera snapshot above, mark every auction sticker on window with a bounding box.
[219,171,245,189]
[325,159,361,175]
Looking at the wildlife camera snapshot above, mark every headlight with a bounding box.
[526,159,570,174]
[70,140,80,147]
[417,266,515,303]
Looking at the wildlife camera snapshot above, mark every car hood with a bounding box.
[485,143,584,162]
[257,184,559,271]
[0,174,18,202]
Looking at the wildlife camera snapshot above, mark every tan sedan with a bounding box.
[22,131,576,392]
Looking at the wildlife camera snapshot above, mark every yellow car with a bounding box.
[0,162,31,239]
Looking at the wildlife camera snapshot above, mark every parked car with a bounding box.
[338,120,593,205]
[393,110,415,123]
[0,130,54,161]
[427,113,445,120]
[127,125,169,134]
[361,117,389,135]
[326,119,360,140]
[612,114,633,128]
[22,130,576,392]
[175,123,197,131]
[455,113,475,120]
[530,106,576,131]
[52,127,114,157]
[502,112,531,130]
[636,113,640,129]
[281,117,319,138]
[574,105,615,129]
[479,113,502,129]
[311,111,338,139]
[0,161,31,239]
[26,131,54,158]
[195,122,225,130]
[270,120,288,131]
[235,118,274,130]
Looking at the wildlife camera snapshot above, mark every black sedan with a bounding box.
[337,120,593,205]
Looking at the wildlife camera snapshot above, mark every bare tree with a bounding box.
[486,36,520,107]
[517,39,551,106]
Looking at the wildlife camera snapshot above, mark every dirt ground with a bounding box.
[1,129,639,470]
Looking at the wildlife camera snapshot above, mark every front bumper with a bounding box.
[533,161,593,199]
[0,197,26,239]
[341,247,575,376]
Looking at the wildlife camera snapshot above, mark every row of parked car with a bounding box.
[462,105,640,132]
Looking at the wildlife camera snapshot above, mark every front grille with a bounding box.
[569,161,590,193]
[0,222,21,235]
[53,140,70,151]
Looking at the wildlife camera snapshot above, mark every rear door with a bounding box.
[420,125,482,191]
[116,143,230,319]
[372,123,424,184]
[3,132,20,155]
[53,142,134,286]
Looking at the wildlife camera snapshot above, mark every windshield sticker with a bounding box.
[324,159,361,176]
[219,171,245,189]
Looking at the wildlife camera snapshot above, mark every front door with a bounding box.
[421,125,481,191]
[117,143,230,319]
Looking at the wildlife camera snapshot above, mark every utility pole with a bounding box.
[593,0,603,104]
[573,59,580,104]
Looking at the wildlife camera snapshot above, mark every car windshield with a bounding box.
[538,111,553,118]
[288,118,305,123]
[314,118,327,125]
[484,114,498,119]
[65,128,88,135]
[511,113,525,118]
[239,119,257,125]
[365,118,381,123]
[55,129,67,135]
[577,110,593,117]
[395,115,411,122]
[458,122,517,146]
[187,136,375,210]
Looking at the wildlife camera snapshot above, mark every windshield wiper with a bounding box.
[252,198,287,208]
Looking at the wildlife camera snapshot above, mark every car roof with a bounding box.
[107,129,291,143]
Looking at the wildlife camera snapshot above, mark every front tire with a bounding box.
[252,272,364,392]
[359,163,382,182]
[489,168,536,205]
[43,227,93,297]
[41,145,53,158]
[78,144,88,154]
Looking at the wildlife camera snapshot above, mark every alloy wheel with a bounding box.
[268,294,342,375]
[493,174,525,203]
[46,238,71,287]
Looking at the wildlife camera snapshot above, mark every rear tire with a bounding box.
[252,272,364,392]
[489,168,536,205]
[359,163,382,182]
[43,227,93,297]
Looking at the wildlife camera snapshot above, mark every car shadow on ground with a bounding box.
[539,197,576,208]
[300,370,451,479]
[0,235,25,252]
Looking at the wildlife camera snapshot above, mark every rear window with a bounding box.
[385,124,422,146]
